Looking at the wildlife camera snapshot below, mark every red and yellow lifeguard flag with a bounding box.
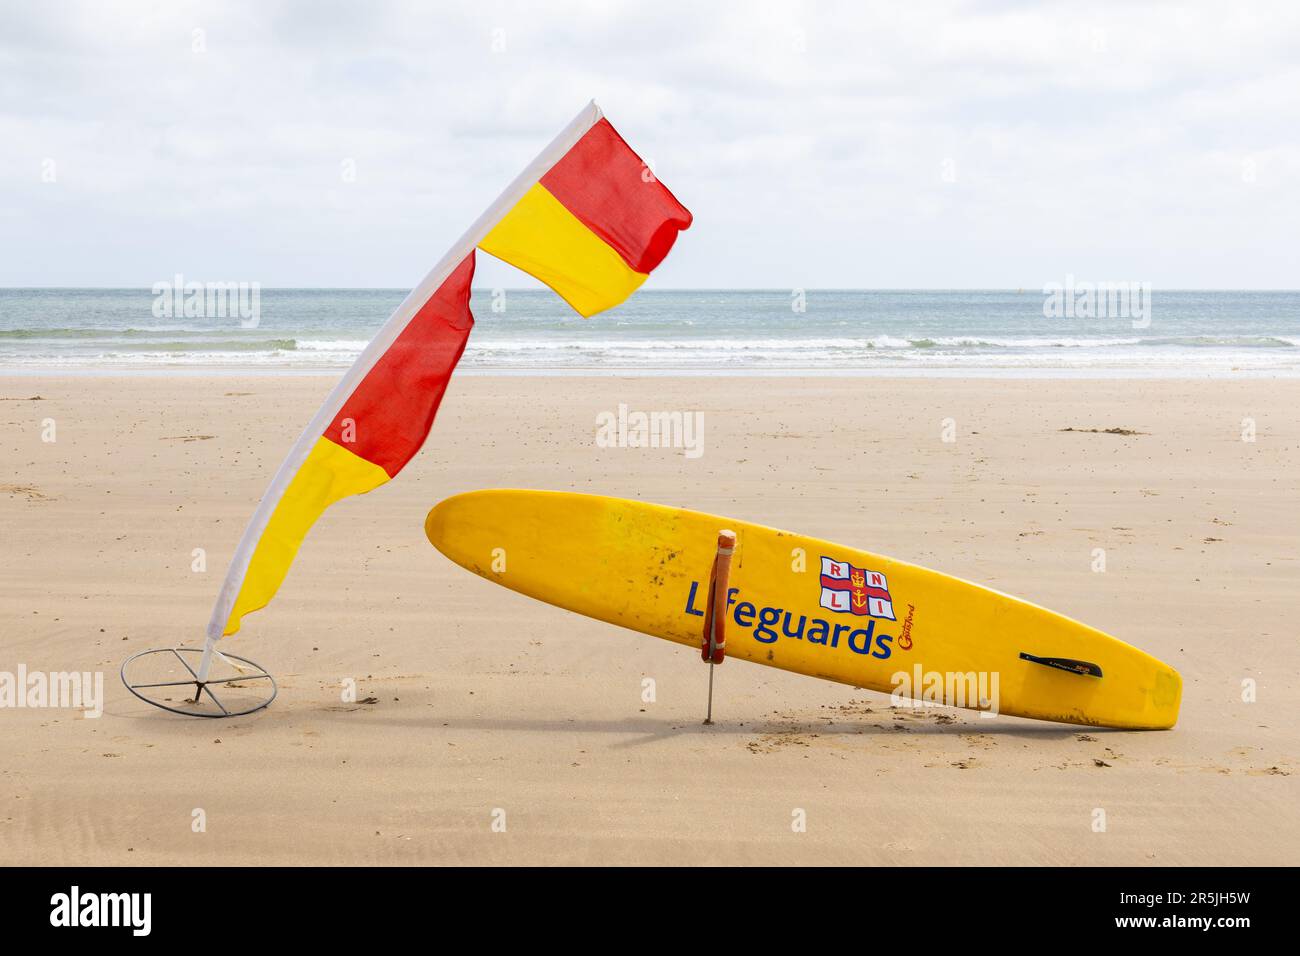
[480,117,691,316]
[207,102,690,640]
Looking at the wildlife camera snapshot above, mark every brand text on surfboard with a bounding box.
[685,582,894,658]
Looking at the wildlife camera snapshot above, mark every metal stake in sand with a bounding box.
[701,530,736,725]
[706,662,716,724]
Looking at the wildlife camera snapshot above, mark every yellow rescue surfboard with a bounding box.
[425,490,1181,729]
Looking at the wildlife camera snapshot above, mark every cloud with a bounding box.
[1,0,1297,287]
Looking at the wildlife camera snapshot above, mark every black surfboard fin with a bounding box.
[1019,653,1103,678]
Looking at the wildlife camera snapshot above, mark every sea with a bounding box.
[1,288,1297,377]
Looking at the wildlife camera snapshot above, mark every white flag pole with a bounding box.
[196,101,604,683]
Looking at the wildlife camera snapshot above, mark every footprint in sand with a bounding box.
[747,732,815,754]
[0,484,50,501]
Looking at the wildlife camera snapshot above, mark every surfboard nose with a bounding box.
[425,489,516,563]
[425,503,444,552]
[424,494,466,555]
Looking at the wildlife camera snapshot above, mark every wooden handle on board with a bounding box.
[701,530,737,664]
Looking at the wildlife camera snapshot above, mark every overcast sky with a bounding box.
[2,1,1297,289]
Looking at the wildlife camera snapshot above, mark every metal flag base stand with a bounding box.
[121,645,277,718]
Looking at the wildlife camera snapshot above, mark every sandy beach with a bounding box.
[1,373,1296,865]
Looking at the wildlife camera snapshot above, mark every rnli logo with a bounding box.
[819,557,897,621]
